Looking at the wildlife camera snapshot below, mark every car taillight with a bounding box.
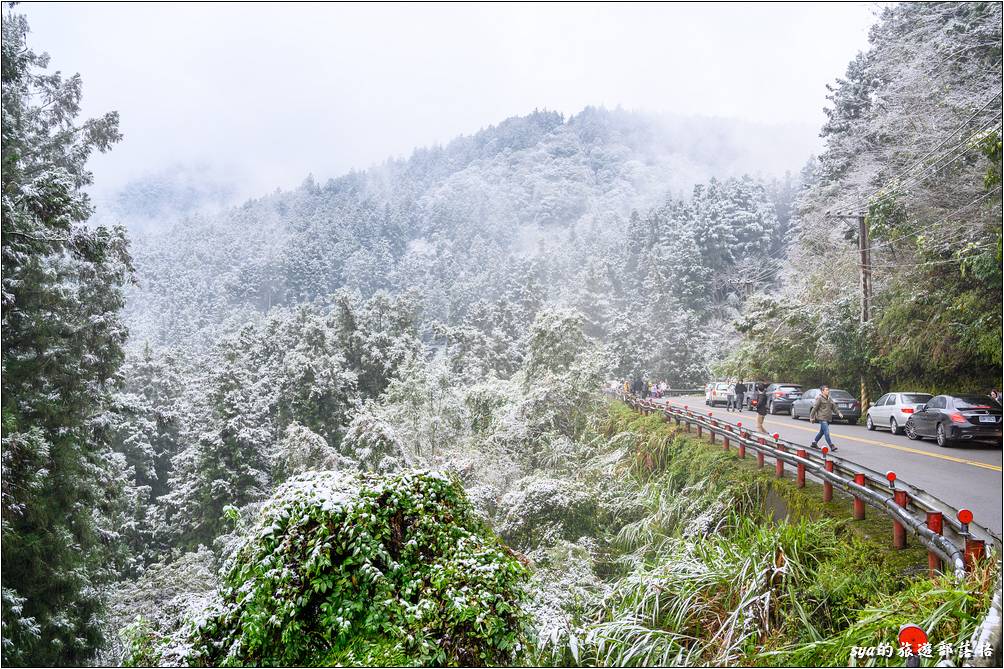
[774,391,783,397]
[901,408,914,414]
[949,413,968,424]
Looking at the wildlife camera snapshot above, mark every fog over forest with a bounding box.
[2,3,1001,667]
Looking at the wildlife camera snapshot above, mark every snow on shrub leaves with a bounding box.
[498,475,598,550]
[168,469,534,667]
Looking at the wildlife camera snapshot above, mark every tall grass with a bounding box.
[532,402,998,667]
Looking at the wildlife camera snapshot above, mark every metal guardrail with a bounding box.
[612,392,1001,580]
[620,387,704,398]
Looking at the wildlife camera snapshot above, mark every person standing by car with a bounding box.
[809,385,844,451]
[755,383,769,432]
[733,379,745,413]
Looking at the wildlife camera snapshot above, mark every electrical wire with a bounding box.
[828,186,1002,259]
[864,115,1002,210]
[859,242,997,270]
[856,89,1002,206]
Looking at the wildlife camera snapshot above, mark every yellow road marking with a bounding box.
[661,399,1002,473]
[761,417,1003,473]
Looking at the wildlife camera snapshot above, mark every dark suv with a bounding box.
[905,394,1003,447]
[763,383,803,415]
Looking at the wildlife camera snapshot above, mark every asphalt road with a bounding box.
[659,395,1003,537]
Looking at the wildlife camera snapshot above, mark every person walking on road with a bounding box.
[809,384,844,452]
[755,383,769,432]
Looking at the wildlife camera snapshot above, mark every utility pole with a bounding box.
[858,214,871,324]
[857,213,871,411]
[827,211,871,411]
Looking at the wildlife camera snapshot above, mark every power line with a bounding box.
[821,114,1000,219]
[858,89,1003,207]
[860,242,997,270]
[864,114,1003,210]
[829,186,1002,259]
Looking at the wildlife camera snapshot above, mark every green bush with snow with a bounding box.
[173,470,534,667]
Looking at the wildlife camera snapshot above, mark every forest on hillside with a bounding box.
[2,2,1001,666]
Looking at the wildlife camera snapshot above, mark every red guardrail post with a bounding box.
[926,511,943,577]
[737,424,745,458]
[684,406,691,433]
[708,414,716,444]
[965,538,986,569]
[795,449,806,488]
[959,509,985,570]
[756,436,765,468]
[853,473,866,520]
[773,434,784,478]
[723,424,730,451]
[888,472,907,549]
[822,447,833,502]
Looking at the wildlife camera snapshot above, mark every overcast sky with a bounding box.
[21,2,876,200]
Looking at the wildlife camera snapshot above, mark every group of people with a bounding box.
[720,379,842,451]
[722,380,770,434]
[622,378,672,399]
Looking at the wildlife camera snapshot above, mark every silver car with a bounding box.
[866,392,933,435]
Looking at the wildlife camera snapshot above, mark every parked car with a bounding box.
[740,382,762,410]
[790,388,861,423]
[905,394,1003,447]
[762,383,803,415]
[706,381,731,407]
[866,392,933,434]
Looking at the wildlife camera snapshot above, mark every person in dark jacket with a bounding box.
[755,383,769,432]
[809,384,844,451]
[732,380,745,413]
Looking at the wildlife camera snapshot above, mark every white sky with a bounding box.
[20,2,876,198]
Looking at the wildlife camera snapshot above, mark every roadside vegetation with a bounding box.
[2,2,999,666]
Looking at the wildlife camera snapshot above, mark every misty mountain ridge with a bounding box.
[108,107,812,232]
[121,106,808,350]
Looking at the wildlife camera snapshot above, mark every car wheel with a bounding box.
[890,417,901,435]
[936,423,952,448]
[769,401,776,415]
[905,419,920,440]
[791,407,798,420]
[866,414,875,431]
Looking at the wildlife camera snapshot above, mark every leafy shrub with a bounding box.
[497,475,599,549]
[182,470,534,666]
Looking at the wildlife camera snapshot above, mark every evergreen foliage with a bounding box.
[1,9,131,664]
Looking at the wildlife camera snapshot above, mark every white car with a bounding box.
[866,392,934,435]
[706,382,731,407]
